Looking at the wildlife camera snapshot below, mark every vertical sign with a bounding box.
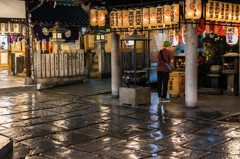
[46,54,50,78]
[55,54,59,77]
[59,53,64,77]
[50,54,55,77]
[72,54,76,76]
[64,53,68,76]
[68,54,72,76]
[41,54,46,78]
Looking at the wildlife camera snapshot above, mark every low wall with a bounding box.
[34,50,85,90]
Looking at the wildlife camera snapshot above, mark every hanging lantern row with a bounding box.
[206,0,240,24]
[0,23,21,33]
[90,8,106,27]
[185,0,202,21]
[109,4,179,30]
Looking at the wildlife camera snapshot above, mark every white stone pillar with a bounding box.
[111,32,120,98]
[95,40,107,78]
[185,23,198,107]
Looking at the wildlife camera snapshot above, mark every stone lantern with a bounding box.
[49,22,67,54]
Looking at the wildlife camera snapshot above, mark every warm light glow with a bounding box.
[128,9,135,29]
[169,29,179,46]
[194,0,202,20]
[226,27,238,45]
[182,25,186,44]
[229,4,234,23]
[218,2,225,23]
[171,4,179,25]
[156,6,163,29]
[134,9,142,29]
[164,5,171,26]
[123,10,129,29]
[142,7,150,29]
[185,0,195,20]
[57,33,62,39]
[225,3,231,22]
[213,1,219,22]
[149,7,156,29]
[206,0,214,22]
[116,10,123,28]
[233,4,239,23]
[90,9,98,27]
[98,9,106,27]
[110,11,116,28]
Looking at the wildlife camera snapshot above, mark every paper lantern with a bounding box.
[142,7,150,29]
[98,9,106,27]
[206,0,214,22]
[218,2,225,23]
[134,9,142,29]
[116,10,123,28]
[224,3,231,22]
[90,9,98,27]
[233,4,240,23]
[213,1,220,22]
[123,10,129,29]
[194,0,202,20]
[185,0,195,20]
[164,5,171,26]
[169,29,179,46]
[156,6,163,29]
[226,27,238,45]
[229,4,235,23]
[149,7,156,29]
[128,9,135,29]
[171,4,179,26]
[110,11,116,28]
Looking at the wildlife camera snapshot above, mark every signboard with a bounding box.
[0,0,26,19]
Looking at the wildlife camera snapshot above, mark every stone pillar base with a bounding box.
[25,77,34,85]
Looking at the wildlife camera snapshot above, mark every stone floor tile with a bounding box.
[95,146,150,159]
[202,152,240,159]
[144,155,181,159]
[224,127,240,138]
[197,124,237,136]
[25,155,50,159]
[159,146,209,159]
[210,139,240,155]
[74,127,110,138]
[42,147,98,159]
[72,136,125,152]
[49,130,93,145]
[183,136,230,150]
[43,101,73,106]
[117,140,167,154]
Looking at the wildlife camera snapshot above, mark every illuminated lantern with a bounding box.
[98,9,106,27]
[171,3,179,26]
[206,0,214,22]
[169,29,179,46]
[194,0,202,20]
[234,4,239,24]
[164,5,171,26]
[181,25,186,44]
[116,10,123,28]
[90,8,98,27]
[128,9,135,30]
[110,11,116,29]
[156,6,163,29]
[229,4,235,23]
[123,10,129,29]
[134,8,142,29]
[218,2,225,23]
[185,0,195,20]
[149,7,156,29]
[226,27,238,46]
[213,1,220,22]
[225,3,231,22]
[142,7,150,29]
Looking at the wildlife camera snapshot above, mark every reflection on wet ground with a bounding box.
[0,80,240,158]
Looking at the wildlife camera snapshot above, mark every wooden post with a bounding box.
[7,44,12,75]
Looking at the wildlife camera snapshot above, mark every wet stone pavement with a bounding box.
[0,79,240,158]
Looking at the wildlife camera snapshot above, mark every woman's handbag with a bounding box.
[160,50,174,73]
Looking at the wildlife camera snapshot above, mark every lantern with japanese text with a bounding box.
[156,6,163,29]
[169,29,179,46]
[123,10,129,29]
[90,9,98,27]
[128,9,135,30]
[229,4,235,23]
[233,4,239,24]
[225,3,231,22]
[171,3,179,26]
[213,1,219,22]
[218,2,225,23]
[110,11,116,29]
[206,0,214,22]
[98,9,106,27]
[185,0,195,20]
[142,7,150,29]
[164,5,171,26]
[135,8,142,29]
[116,10,123,29]
[226,27,238,46]
[194,0,202,20]
[149,7,156,29]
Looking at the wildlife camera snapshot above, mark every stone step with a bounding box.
[0,135,13,158]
